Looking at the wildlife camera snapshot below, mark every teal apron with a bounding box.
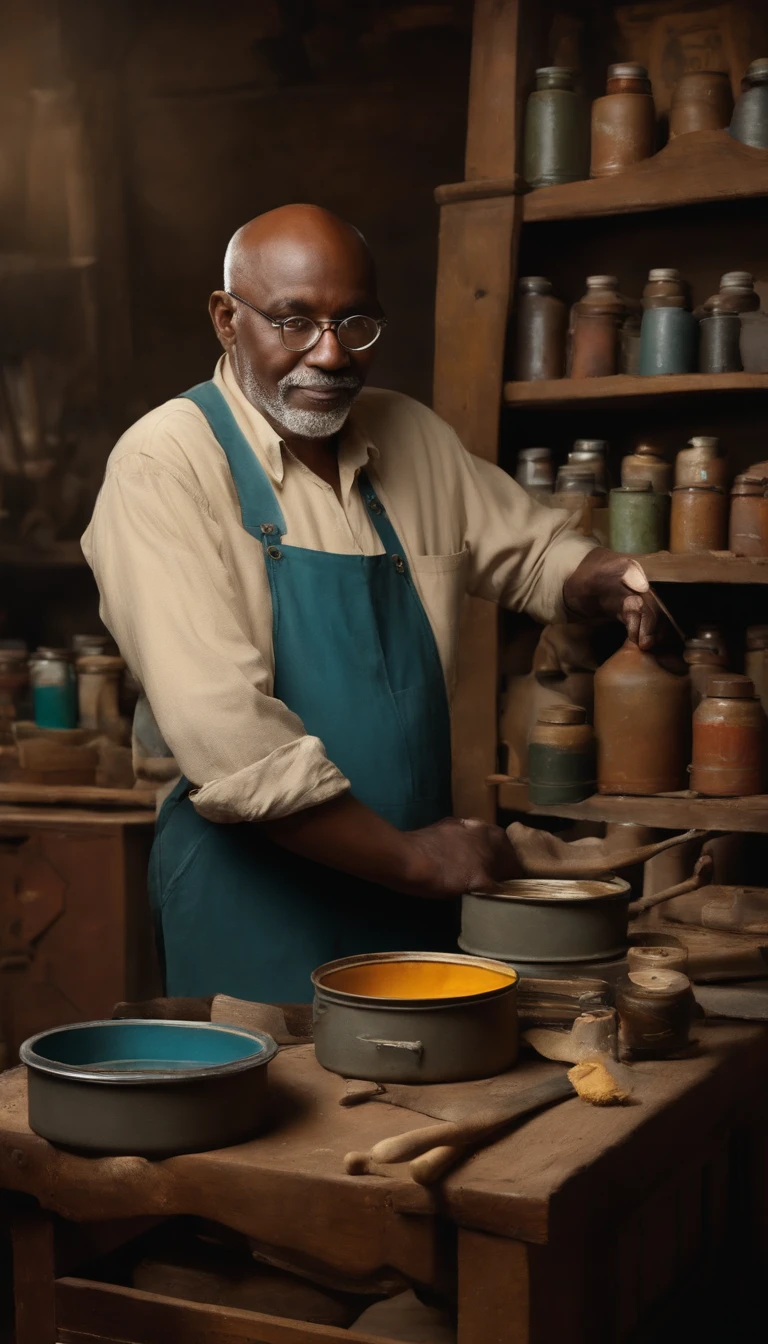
[148,381,457,1003]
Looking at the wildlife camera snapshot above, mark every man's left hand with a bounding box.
[562,547,656,649]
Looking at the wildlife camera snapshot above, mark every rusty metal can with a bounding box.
[528,703,596,805]
[691,673,766,796]
[669,485,728,552]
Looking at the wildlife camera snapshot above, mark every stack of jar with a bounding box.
[594,632,767,799]
[0,635,128,738]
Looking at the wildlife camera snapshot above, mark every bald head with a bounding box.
[223,204,376,296]
[210,204,382,444]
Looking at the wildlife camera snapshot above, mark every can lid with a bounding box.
[519,276,552,294]
[535,66,576,88]
[647,268,681,282]
[519,446,551,460]
[628,969,690,994]
[608,62,648,79]
[745,59,768,84]
[708,674,756,699]
[34,646,71,661]
[687,436,720,450]
[720,271,754,288]
[611,483,653,495]
[537,704,587,725]
[573,438,607,453]
[586,275,619,288]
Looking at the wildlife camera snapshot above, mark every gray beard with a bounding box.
[241,367,362,439]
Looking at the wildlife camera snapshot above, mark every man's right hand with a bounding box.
[399,816,521,897]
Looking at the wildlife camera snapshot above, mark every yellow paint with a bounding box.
[320,958,517,1000]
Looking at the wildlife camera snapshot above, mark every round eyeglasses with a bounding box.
[226,292,387,352]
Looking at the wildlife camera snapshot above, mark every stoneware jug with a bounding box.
[590,63,655,177]
[669,70,733,137]
[594,641,690,795]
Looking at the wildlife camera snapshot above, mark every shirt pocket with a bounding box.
[408,547,470,698]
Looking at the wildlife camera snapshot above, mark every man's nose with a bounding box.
[304,326,351,372]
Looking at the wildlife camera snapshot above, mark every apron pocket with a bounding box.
[409,548,469,695]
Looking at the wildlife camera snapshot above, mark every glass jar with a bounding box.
[29,648,78,729]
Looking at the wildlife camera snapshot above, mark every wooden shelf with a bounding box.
[435,132,768,224]
[0,783,155,809]
[638,552,768,584]
[494,779,768,834]
[503,371,768,410]
[0,541,87,567]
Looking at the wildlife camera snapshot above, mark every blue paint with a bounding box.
[26,1019,268,1072]
[33,681,78,729]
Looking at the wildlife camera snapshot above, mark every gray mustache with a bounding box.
[279,371,361,391]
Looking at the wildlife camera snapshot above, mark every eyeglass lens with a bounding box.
[281,314,381,352]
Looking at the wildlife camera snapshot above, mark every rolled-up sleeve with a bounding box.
[83,455,350,823]
[454,438,597,623]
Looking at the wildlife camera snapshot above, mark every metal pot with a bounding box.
[312,951,518,1083]
[20,1019,278,1157]
[460,877,631,965]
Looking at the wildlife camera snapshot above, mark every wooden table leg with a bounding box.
[457,1228,530,1344]
[11,1198,57,1344]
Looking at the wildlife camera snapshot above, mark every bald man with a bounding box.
[83,204,654,1002]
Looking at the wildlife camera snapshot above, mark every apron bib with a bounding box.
[149,381,456,1002]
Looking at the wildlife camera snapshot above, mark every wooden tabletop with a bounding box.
[0,1025,766,1283]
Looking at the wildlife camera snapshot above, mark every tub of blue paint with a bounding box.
[20,1019,278,1157]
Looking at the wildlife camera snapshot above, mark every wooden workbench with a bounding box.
[2,1022,768,1343]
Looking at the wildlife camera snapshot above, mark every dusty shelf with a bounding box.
[503,372,768,410]
[494,779,768,834]
[638,553,768,584]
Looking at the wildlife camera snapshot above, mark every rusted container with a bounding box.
[674,436,728,488]
[683,638,728,710]
[528,703,596,805]
[515,446,554,495]
[609,485,669,554]
[670,485,728,553]
[699,306,742,373]
[621,443,672,493]
[729,475,768,556]
[590,63,655,178]
[524,67,589,190]
[745,626,768,717]
[669,70,733,137]
[512,277,567,381]
[642,268,686,310]
[691,674,766,796]
[569,276,625,378]
[594,641,691,795]
[617,969,694,1059]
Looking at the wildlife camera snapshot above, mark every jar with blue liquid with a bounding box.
[30,648,78,729]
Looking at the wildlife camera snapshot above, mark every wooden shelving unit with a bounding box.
[493,779,768,834]
[433,0,768,824]
[503,372,768,410]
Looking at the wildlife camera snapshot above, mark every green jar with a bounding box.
[609,485,670,555]
[523,68,589,191]
[528,704,596,805]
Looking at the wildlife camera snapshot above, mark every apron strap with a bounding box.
[358,470,412,572]
[180,381,287,539]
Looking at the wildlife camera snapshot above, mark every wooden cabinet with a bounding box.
[0,806,158,1063]
[434,0,768,830]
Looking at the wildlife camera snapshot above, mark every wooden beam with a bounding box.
[12,1202,57,1344]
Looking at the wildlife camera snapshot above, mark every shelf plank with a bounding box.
[523,129,768,224]
[495,779,768,834]
[0,783,156,809]
[503,371,768,410]
[638,552,768,584]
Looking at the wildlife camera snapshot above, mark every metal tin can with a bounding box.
[515,446,554,494]
[669,485,728,552]
[29,648,78,729]
[699,308,743,373]
[729,475,768,556]
[523,67,589,190]
[730,58,768,149]
[609,484,669,554]
[691,674,766,796]
[528,703,595,805]
[639,305,697,375]
[512,277,567,381]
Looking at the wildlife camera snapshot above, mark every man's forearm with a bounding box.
[263,793,433,890]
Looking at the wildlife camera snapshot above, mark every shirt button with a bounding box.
[392,554,405,574]
[368,498,382,514]
[260,523,276,535]
[267,545,282,560]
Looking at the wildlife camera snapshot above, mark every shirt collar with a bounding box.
[214,355,380,489]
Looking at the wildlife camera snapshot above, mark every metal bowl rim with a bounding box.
[457,935,629,964]
[312,949,518,1009]
[464,876,631,906]
[20,1018,279,1086]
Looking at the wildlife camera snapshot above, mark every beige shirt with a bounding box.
[82,356,595,823]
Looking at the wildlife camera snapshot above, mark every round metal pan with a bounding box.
[20,1019,279,1158]
[312,950,518,1083]
[460,877,632,964]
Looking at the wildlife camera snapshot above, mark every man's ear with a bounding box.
[209,291,237,350]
